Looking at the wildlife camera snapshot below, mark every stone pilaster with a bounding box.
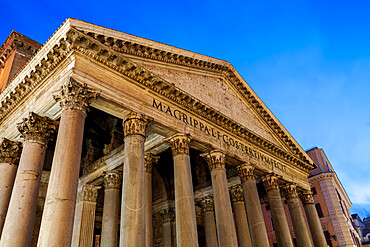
[237,164,269,247]
[201,150,237,247]
[160,207,176,247]
[229,185,252,247]
[164,133,198,247]
[145,154,159,247]
[284,184,312,247]
[38,78,100,247]
[0,113,57,247]
[0,139,22,237]
[120,112,149,247]
[263,174,293,247]
[200,197,218,247]
[101,171,121,247]
[300,191,327,247]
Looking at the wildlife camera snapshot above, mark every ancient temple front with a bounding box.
[0,18,328,247]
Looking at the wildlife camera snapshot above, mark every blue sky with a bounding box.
[1,1,370,217]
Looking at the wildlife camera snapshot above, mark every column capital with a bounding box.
[0,138,22,164]
[163,133,192,155]
[262,174,280,191]
[145,153,160,173]
[237,164,255,182]
[200,196,214,212]
[284,183,298,199]
[77,184,101,203]
[160,207,175,223]
[201,150,225,171]
[17,112,58,145]
[300,191,314,204]
[103,171,122,189]
[229,185,244,202]
[123,112,149,137]
[53,77,101,114]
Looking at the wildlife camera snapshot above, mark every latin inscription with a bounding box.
[153,98,286,172]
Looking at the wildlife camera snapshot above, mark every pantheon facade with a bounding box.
[0,19,328,247]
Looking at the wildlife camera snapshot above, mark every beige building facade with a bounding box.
[0,18,328,247]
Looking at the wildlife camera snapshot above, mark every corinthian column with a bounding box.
[300,191,327,247]
[71,184,100,247]
[38,78,100,247]
[237,164,269,247]
[0,139,22,237]
[200,197,218,247]
[145,154,159,247]
[0,113,58,247]
[284,184,312,247]
[120,112,149,247]
[164,133,198,247]
[229,185,252,247]
[263,174,293,247]
[160,207,176,247]
[201,150,237,247]
[101,171,121,247]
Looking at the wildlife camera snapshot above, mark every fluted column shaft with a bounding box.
[201,150,237,247]
[120,112,149,247]
[237,164,269,247]
[101,171,121,247]
[71,184,100,247]
[38,79,100,247]
[230,185,252,247]
[263,174,293,247]
[164,133,198,247]
[285,184,312,247]
[301,192,327,247]
[145,154,159,247]
[0,113,57,247]
[200,197,218,247]
[0,139,22,236]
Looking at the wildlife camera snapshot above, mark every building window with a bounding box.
[315,203,324,218]
[324,230,333,247]
[311,187,317,195]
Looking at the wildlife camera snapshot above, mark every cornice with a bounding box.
[0,22,314,174]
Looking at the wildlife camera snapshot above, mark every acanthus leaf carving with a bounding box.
[300,191,314,204]
[229,185,244,202]
[284,183,298,199]
[201,150,225,171]
[163,133,192,155]
[262,174,280,191]
[200,196,214,212]
[145,153,160,173]
[0,138,22,164]
[123,112,149,137]
[237,164,255,182]
[103,171,122,189]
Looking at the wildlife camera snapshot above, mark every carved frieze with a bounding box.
[229,185,244,202]
[200,196,214,212]
[201,150,225,171]
[53,77,100,114]
[300,191,314,205]
[123,112,149,137]
[263,174,280,191]
[103,171,121,189]
[17,112,58,145]
[0,138,22,164]
[163,133,192,155]
[145,153,160,173]
[237,164,255,182]
[284,183,298,199]
[77,184,101,203]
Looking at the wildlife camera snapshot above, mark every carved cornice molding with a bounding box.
[145,153,160,173]
[229,185,244,202]
[200,196,214,212]
[201,150,225,171]
[0,138,22,164]
[103,171,121,189]
[263,174,280,191]
[159,207,175,223]
[123,112,149,137]
[17,112,58,145]
[237,164,255,182]
[284,183,298,199]
[163,133,192,155]
[77,184,101,203]
[300,191,314,205]
[53,77,101,114]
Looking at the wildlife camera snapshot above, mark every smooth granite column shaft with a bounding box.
[264,174,293,247]
[164,133,198,247]
[161,207,175,247]
[237,164,269,247]
[301,192,327,247]
[0,113,57,247]
[38,79,100,247]
[285,184,312,247]
[101,172,121,247]
[200,197,218,247]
